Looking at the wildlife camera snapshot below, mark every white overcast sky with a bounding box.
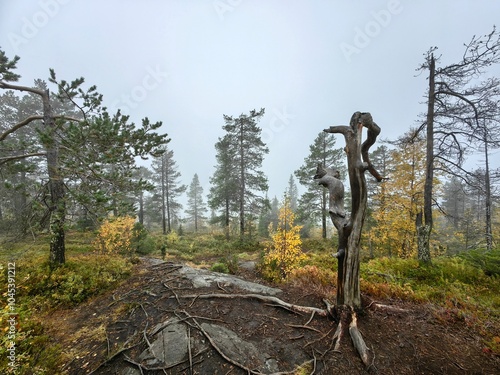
[1,0,500,203]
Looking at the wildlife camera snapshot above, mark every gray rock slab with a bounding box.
[179,266,282,295]
[139,318,188,367]
[200,323,279,373]
[238,260,257,270]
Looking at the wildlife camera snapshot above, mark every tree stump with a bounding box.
[315,111,383,367]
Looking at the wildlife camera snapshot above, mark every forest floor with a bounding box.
[43,257,500,375]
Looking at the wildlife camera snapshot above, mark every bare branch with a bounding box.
[324,125,350,136]
[0,115,43,141]
[0,80,45,96]
[359,114,384,181]
[0,152,46,165]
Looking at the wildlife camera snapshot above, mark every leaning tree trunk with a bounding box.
[316,111,383,367]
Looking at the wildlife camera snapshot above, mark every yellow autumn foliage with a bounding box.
[262,196,305,281]
[93,216,136,255]
[368,136,427,258]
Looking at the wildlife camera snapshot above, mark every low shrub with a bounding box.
[288,265,336,297]
[459,248,500,276]
[210,262,230,274]
[11,254,132,309]
[93,216,136,256]
[0,249,133,374]
[0,305,63,374]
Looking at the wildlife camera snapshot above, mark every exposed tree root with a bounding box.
[349,313,370,367]
[93,278,378,373]
[171,292,375,368]
[331,320,343,352]
[327,306,373,368]
[170,293,329,317]
[369,302,409,313]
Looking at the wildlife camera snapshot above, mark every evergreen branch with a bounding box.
[0,114,80,142]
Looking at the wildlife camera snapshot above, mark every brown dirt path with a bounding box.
[43,258,500,374]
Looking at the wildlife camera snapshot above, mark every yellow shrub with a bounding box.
[262,196,305,281]
[166,230,180,244]
[93,216,136,255]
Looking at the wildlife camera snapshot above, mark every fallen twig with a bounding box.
[163,282,180,305]
[286,324,322,333]
[305,311,316,326]
[304,327,334,348]
[367,301,409,313]
[123,355,144,375]
[217,281,229,293]
[187,326,193,375]
[87,340,142,374]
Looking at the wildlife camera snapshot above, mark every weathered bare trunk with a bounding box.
[319,111,383,366]
[224,197,230,240]
[418,54,435,263]
[138,190,144,225]
[321,188,327,239]
[161,157,167,234]
[483,138,493,251]
[166,180,171,233]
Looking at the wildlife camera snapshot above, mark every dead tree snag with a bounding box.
[316,111,383,367]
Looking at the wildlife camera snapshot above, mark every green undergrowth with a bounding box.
[1,231,499,372]
[0,234,133,374]
[157,232,264,270]
[294,239,500,353]
[359,255,500,353]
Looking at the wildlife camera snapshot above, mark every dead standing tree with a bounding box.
[315,111,383,366]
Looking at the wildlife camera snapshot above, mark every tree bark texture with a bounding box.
[42,89,66,265]
[322,111,382,309]
[483,138,493,251]
[419,54,435,263]
[316,112,382,367]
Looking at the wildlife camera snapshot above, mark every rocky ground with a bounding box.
[44,258,500,374]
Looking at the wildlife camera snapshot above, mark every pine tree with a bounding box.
[208,135,239,238]
[151,146,186,234]
[370,132,427,258]
[257,195,272,237]
[210,108,269,238]
[0,50,168,265]
[286,174,299,212]
[185,173,207,232]
[263,195,305,281]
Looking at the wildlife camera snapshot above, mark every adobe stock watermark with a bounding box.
[109,65,169,114]
[4,262,17,371]
[340,0,403,63]
[7,0,71,53]
[213,0,243,21]
[261,107,295,144]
